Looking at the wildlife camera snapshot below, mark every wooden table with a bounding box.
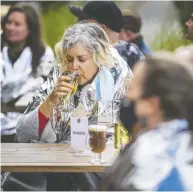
[1,143,116,173]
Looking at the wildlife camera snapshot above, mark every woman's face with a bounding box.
[5,11,29,44]
[66,42,98,85]
[128,62,162,130]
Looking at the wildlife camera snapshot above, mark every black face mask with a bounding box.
[119,97,149,134]
[119,98,137,134]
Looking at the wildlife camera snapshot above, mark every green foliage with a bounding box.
[151,25,191,51]
[40,2,192,53]
[41,3,76,52]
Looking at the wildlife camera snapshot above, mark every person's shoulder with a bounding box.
[39,46,55,75]
[44,46,54,57]
[131,129,166,163]
[131,130,193,190]
[114,40,145,68]
[140,42,153,56]
[132,128,192,165]
[39,46,55,62]
[114,40,129,52]
[114,40,142,55]
[114,41,144,69]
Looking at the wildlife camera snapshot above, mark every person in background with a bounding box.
[68,1,144,69]
[102,53,193,191]
[120,45,193,143]
[1,2,55,142]
[185,13,193,42]
[119,9,152,56]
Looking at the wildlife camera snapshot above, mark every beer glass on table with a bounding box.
[89,125,107,164]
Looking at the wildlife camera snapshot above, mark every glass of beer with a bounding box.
[89,125,107,164]
[51,70,80,142]
[61,70,80,105]
[60,70,80,120]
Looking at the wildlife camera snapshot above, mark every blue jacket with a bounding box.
[103,119,193,191]
[131,35,152,56]
[114,41,144,69]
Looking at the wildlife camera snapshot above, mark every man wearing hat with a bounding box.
[185,13,193,42]
[119,9,152,56]
[69,1,144,69]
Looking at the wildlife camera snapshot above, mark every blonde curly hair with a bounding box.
[55,22,116,73]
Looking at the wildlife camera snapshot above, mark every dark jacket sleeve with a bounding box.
[114,41,144,69]
[101,143,139,191]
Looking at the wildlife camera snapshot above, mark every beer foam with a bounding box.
[89,125,107,132]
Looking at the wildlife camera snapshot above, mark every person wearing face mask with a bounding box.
[102,53,193,191]
[119,72,148,142]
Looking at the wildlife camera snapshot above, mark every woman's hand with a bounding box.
[47,75,74,106]
[39,75,74,118]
